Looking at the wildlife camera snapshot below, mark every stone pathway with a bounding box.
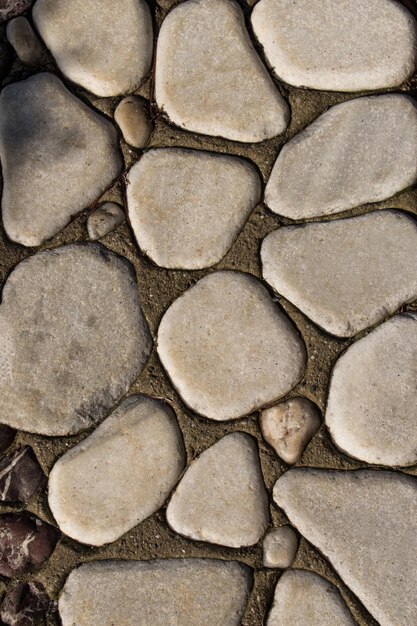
[0,0,416,625]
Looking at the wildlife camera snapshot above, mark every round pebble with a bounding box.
[115,96,153,148]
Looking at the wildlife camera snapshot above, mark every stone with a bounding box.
[0,581,49,626]
[87,202,125,240]
[59,559,251,626]
[0,0,32,22]
[0,426,15,454]
[326,314,417,466]
[157,271,306,420]
[49,395,185,546]
[0,73,122,247]
[0,513,59,577]
[0,244,151,436]
[166,432,269,548]
[261,211,417,337]
[0,446,46,503]
[274,468,417,626]
[126,149,261,269]
[6,17,44,65]
[264,95,417,220]
[251,0,417,92]
[267,569,356,626]
[33,0,153,97]
[260,397,321,464]
[155,0,289,142]
[115,96,153,148]
[262,526,298,568]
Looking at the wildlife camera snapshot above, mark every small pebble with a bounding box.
[0,426,15,454]
[115,96,153,148]
[0,581,49,626]
[0,0,32,22]
[6,17,44,65]
[87,202,125,240]
[0,445,46,503]
[263,526,298,568]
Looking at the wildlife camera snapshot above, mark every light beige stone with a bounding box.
[114,96,153,148]
[49,396,185,546]
[267,570,356,626]
[251,0,417,92]
[155,0,289,142]
[262,526,298,568]
[59,559,251,626]
[274,468,417,626]
[157,271,306,420]
[126,149,261,269]
[326,314,417,467]
[6,17,44,65]
[264,95,417,220]
[260,398,320,464]
[261,211,417,337]
[0,73,122,246]
[166,433,269,548]
[0,244,151,436]
[87,202,125,240]
[33,0,153,97]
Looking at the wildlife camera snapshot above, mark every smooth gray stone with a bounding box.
[6,17,45,65]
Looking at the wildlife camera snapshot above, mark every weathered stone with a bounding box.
[274,469,417,626]
[260,397,321,464]
[0,581,49,626]
[326,314,417,466]
[261,211,417,337]
[59,559,252,626]
[0,446,46,503]
[0,0,32,22]
[251,0,417,92]
[0,73,122,246]
[87,202,125,240]
[0,426,15,454]
[262,526,298,568]
[33,0,153,97]
[6,17,44,65]
[264,95,417,220]
[114,96,153,148]
[267,569,356,626]
[155,0,289,142]
[157,271,306,420]
[167,433,269,547]
[0,244,151,436]
[49,396,185,546]
[0,513,59,577]
[126,149,261,269]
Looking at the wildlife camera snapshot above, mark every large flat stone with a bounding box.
[59,559,252,626]
[0,73,122,246]
[265,95,417,220]
[0,244,151,435]
[157,271,306,420]
[126,148,261,269]
[274,469,417,626]
[251,0,417,91]
[155,0,289,142]
[261,211,417,337]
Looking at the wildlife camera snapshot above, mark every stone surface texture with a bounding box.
[0,0,32,22]
[265,95,417,220]
[126,149,261,269]
[262,526,298,568]
[274,469,417,626]
[115,96,153,148]
[157,271,306,420]
[0,72,122,246]
[155,0,290,142]
[167,432,269,547]
[6,17,44,65]
[49,396,185,546]
[326,314,417,466]
[0,244,151,435]
[0,581,49,626]
[0,446,45,503]
[262,211,417,337]
[33,0,153,97]
[87,202,125,240]
[59,559,252,626]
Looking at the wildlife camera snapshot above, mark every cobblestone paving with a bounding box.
[0,0,417,625]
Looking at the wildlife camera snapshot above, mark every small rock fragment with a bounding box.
[262,526,298,568]
[87,202,125,240]
[155,0,289,142]
[0,446,46,503]
[0,0,32,22]
[0,426,15,454]
[6,17,44,65]
[260,398,321,464]
[267,569,356,626]
[115,96,153,148]
[59,559,252,626]
[0,513,59,577]
[167,432,270,547]
[0,581,49,626]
